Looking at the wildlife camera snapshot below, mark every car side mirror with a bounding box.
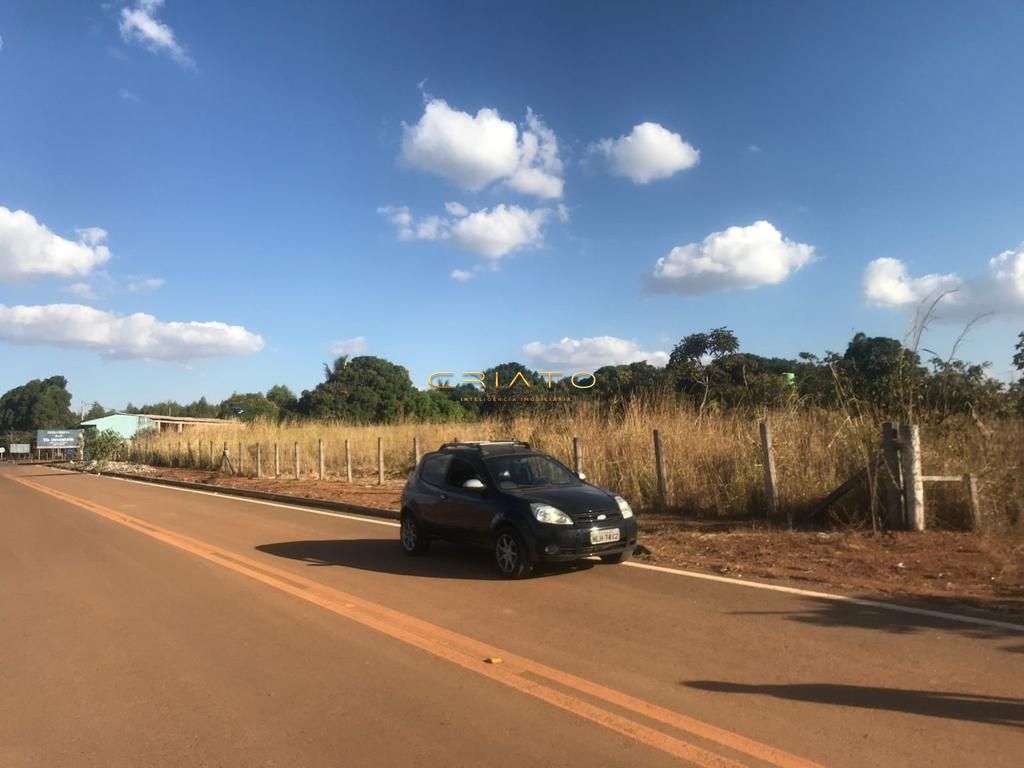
[462,477,486,490]
[578,472,587,481]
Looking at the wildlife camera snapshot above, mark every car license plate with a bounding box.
[590,528,621,545]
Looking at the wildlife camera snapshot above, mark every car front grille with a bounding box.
[572,509,622,525]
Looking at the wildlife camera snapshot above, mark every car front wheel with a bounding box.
[494,528,533,579]
[400,511,430,556]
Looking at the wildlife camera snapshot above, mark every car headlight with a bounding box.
[614,495,634,519]
[531,503,573,525]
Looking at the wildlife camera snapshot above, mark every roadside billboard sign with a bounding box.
[36,430,83,448]
[10,444,31,455]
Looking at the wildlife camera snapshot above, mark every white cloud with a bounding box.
[119,0,194,68]
[379,203,550,261]
[592,122,700,184]
[450,269,475,283]
[63,283,99,301]
[118,87,141,102]
[0,303,263,360]
[329,336,368,357]
[0,207,112,283]
[524,336,669,369]
[505,109,564,199]
[401,99,520,190]
[648,221,815,295]
[863,243,1024,318]
[445,201,469,217]
[748,144,762,153]
[126,277,165,292]
[448,205,548,260]
[0,34,4,52]
[400,99,564,198]
[377,206,415,241]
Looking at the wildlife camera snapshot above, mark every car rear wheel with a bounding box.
[494,528,533,579]
[599,548,632,564]
[400,511,430,556]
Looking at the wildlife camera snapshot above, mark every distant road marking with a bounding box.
[37,467,1024,634]
[11,472,823,768]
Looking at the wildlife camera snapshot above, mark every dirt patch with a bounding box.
[71,462,1023,618]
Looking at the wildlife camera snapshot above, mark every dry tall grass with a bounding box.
[132,401,1022,528]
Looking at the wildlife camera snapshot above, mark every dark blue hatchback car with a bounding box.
[399,441,639,578]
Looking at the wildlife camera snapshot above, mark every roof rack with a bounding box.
[439,440,532,452]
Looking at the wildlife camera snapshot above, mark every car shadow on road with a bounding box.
[683,681,1024,728]
[255,538,595,581]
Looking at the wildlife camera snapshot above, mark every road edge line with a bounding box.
[624,561,1024,633]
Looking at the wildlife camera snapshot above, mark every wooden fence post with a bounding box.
[572,436,582,476]
[221,442,235,474]
[345,439,352,482]
[759,421,781,525]
[377,437,384,485]
[274,443,280,477]
[187,440,193,467]
[209,440,214,470]
[964,474,982,531]
[318,439,325,481]
[413,437,420,466]
[294,441,300,479]
[881,422,904,530]
[256,443,262,479]
[653,429,667,511]
[898,424,925,531]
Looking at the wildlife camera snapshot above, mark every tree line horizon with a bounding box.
[3,327,1023,435]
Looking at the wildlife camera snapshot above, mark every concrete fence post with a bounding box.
[898,424,925,531]
[377,437,385,485]
[318,439,325,481]
[881,422,904,530]
[345,439,352,482]
[413,437,420,466]
[274,443,280,478]
[294,441,300,479]
[759,421,781,525]
[256,443,262,479]
[964,474,982,531]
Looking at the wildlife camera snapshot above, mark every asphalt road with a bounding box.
[1,464,1021,767]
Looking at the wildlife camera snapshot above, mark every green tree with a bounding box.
[0,376,76,431]
[921,357,1004,416]
[85,428,126,464]
[218,392,280,422]
[1014,331,1024,375]
[266,384,298,413]
[298,356,418,423]
[839,332,924,415]
[83,402,109,420]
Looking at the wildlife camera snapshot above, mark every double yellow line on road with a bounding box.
[10,472,823,768]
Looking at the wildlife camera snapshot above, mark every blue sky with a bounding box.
[1,0,1023,410]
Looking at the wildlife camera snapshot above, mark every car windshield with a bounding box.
[486,454,581,489]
